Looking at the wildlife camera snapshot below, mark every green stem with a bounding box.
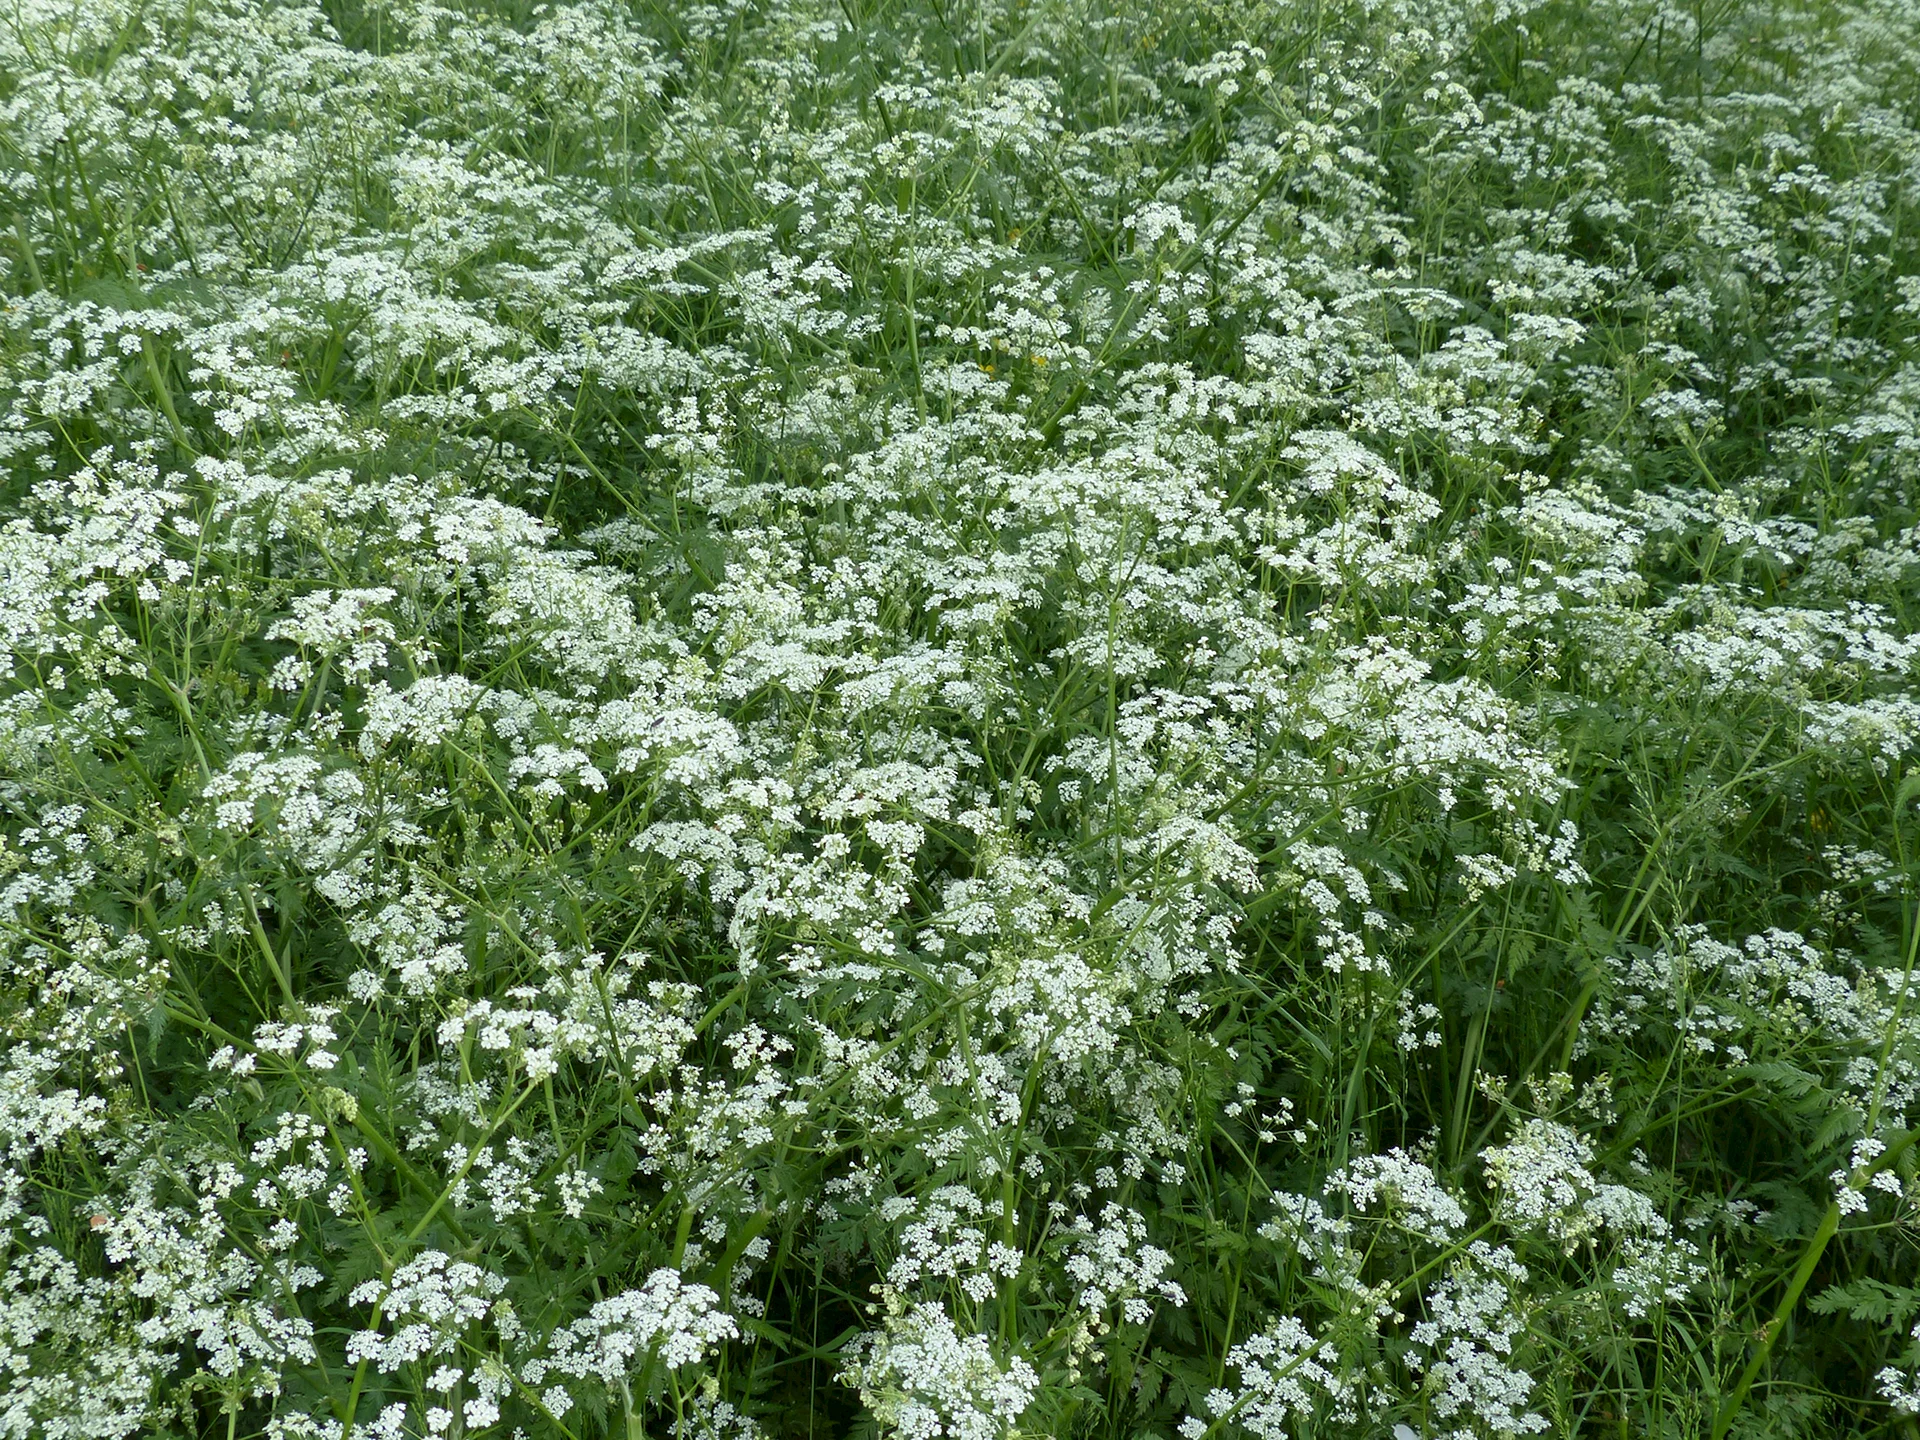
[1710,1126,1920,1440]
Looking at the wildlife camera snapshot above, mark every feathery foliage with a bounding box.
[4,0,1920,1435]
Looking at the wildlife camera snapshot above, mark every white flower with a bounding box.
[843,1302,1036,1440]
[526,1269,736,1386]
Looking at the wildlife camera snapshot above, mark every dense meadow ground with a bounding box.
[6,0,1920,1434]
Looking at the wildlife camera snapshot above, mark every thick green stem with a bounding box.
[1711,1126,1920,1440]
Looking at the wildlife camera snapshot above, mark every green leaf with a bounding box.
[1808,1278,1920,1326]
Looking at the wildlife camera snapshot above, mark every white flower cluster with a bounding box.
[1188,1315,1357,1437]
[1406,1243,1546,1440]
[525,1268,737,1403]
[843,1300,1039,1440]
[346,1252,514,1374]
[1481,1120,1661,1251]
[4,0,1920,1432]
[881,1187,1018,1303]
[1060,1203,1187,1324]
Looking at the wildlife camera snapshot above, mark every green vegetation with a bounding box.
[4,0,1920,1434]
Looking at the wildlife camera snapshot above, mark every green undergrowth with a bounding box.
[3,0,1920,1436]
